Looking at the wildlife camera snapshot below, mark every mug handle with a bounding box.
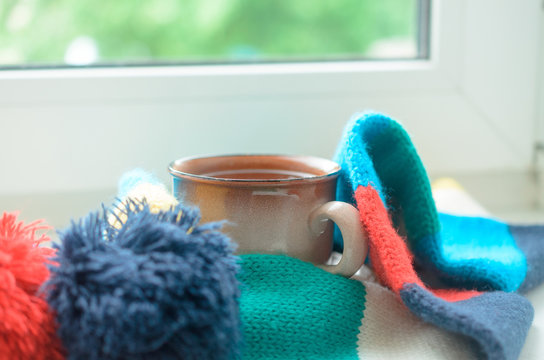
[309,201,368,277]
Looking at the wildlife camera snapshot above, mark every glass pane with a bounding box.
[0,0,429,68]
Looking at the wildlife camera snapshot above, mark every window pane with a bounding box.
[0,0,428,68]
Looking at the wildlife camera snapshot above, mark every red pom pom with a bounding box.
[0,212,64,360]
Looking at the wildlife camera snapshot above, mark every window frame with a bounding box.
[0,0,542,195]
[0,0,443,105]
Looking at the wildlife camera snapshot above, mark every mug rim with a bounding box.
[168,154,341,184]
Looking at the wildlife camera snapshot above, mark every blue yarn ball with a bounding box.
[46,201,241,360]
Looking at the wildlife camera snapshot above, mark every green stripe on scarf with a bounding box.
[365,120,441,244]
[238,254,366,360]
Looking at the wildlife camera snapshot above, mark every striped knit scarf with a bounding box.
[239,112,542,360]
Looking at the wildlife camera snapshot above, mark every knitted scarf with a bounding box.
[331,112,541,360]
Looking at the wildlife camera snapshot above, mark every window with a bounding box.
[1,0,427,68]
[0,0,542,209]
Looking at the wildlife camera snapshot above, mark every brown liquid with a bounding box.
[204,168,317,180]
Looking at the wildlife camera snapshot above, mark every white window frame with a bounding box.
[0,0,542,196]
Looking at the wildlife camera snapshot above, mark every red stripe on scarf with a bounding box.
[354,185,480,302]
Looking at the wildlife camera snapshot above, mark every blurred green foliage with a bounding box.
[0,0,417,66]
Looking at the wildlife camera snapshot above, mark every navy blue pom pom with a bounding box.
[46,201,241,360]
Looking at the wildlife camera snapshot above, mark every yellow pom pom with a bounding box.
[109,183,179,229]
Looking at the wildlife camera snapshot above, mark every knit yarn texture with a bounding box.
[45,201,241,360]
[238,254,366,360]
[334,112,540,360]
[335,112,527,292]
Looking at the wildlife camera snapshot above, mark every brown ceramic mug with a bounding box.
[168,154,367,277]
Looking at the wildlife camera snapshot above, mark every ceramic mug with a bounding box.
[168,154,367,277]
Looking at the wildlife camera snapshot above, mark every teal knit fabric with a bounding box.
[238,254,366,360]
[437,213,527,291]
[335,112,528,292]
